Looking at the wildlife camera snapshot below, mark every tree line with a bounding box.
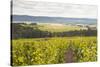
[11,23,97,39]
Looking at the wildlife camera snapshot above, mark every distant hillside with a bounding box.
[12,15,97,24]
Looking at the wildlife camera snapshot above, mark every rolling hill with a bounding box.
[12,15,97,24]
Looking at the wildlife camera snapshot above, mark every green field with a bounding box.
[12,36,97,66]
[21,23,86,32]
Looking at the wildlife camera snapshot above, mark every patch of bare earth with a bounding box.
[65,48,75,63]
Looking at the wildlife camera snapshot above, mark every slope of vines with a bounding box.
[12,37,97,66]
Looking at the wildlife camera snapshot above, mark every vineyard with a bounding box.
[12,37,97,66]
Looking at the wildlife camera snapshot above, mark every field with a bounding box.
[21,23,87,32]
[12,36,97,66]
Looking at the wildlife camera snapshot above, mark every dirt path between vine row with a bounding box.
[65,48,75,63]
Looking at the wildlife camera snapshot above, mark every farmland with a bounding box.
[11,22,97,66]
[12,23,97,39]
[19,23,87,32]
[12,37,97,66]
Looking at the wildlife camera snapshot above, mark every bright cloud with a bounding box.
[12,0,97,18]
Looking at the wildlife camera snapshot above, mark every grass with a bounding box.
[21,23,85,32]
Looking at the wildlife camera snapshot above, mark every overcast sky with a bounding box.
[12,0,97,18]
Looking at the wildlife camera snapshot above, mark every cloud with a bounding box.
[12,0,97,18]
